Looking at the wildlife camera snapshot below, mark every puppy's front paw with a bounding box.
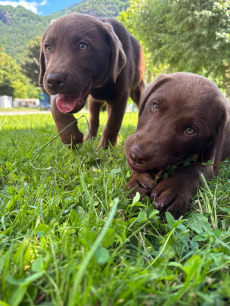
[60,128,83,148]
[151,178,190,218]
[125,172,155,198]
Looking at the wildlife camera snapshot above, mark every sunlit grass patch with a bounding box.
[0,112,230,305]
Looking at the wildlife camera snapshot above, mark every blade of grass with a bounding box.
[69,197,119,304]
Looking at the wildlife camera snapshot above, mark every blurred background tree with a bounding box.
[0,48,39,98]
[21,36,41,87]
[119,0,230,94]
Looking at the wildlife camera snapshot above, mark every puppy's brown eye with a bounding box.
[152,103,159,112]
[45,44,52,53]
[79,42,88,51]
[185,127,195,135]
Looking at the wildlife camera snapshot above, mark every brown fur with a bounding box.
[39,13,145,148]
[125,72,230,218]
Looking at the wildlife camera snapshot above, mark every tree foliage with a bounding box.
[21,36,41,87]
[70,0,129,17]
[0,49,39,98]
[119,0,230,88]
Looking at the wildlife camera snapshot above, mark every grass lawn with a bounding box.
[0,108,40,112]
[0,112,230,306]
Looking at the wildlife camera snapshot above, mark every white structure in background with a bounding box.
[0,96,12,108]
[13,98,39,108]
[50,95,57,103]
[126,103,138,112]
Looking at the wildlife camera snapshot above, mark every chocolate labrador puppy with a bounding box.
[39,13,145,148]
[125,72,230,218]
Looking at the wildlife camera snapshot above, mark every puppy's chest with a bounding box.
[91,83,119,103]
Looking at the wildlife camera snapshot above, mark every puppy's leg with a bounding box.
[151,162,213,218]
[98,94,129,148]
[130,80,145,107]
[51,97,83,147]
[84,95,104,141]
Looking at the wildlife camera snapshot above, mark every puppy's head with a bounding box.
[39,13,126,114]
[125,72,229,175]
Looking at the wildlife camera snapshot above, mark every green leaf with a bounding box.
[70,209,79,224]
[5,162,13,171]
[213,229,221,237]
[183,160,190,166]
[163,173,169,179]
[110,168,121,174]
[32,257,44,272]
[136,211,148,223]
[188,213,212,234]
[148,209,159,219]
[219,206,230,213]
[5,276,23,286]
[35,224,50,236]
[13,239,31,265]
[202,160,214,166]
[95,246,110,264]
[132,192,140,205]
[173,220,184,228]
[81,228,98,245]
[131,202,147,208]
[168,262,183,268]
[101,228,116,247]
[182,255,201,278]
[7,286,27,306]
[165,212,175,228]
[163,244,175,259]
[6,272,43,287]
[192,234,209,242]
[6,198,15,210]
[26,152,33,159]
[20,272,44,286]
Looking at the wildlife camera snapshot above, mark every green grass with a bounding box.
[0,113,230,306]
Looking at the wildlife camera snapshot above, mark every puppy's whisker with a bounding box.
[194,118,216,135]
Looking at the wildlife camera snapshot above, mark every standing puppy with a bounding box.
[125,73,230,218]
[39,13,145,148]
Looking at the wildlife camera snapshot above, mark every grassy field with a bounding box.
[0,113,230,306]
[0,108,40,112]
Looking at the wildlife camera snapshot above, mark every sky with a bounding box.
[0,0,82,15]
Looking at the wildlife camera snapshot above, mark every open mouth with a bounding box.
[56,81,92,114]
[127,158,148,173]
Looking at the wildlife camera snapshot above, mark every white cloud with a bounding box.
[0,0,47,14]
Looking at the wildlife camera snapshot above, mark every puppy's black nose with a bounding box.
[130,145,150,163]
[46,73,65,87]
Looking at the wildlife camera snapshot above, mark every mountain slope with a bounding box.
[0,5,49,58]
[0,0,129,59]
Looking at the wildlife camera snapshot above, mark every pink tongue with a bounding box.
[56,94,81,113]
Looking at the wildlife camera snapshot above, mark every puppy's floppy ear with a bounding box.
[139,74,172,116]
[104,23,127,83]
[38,36,46,86]
[211,104,229,176]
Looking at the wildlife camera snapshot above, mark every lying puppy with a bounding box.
[39,13,145,148]
[125,72,230,218]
